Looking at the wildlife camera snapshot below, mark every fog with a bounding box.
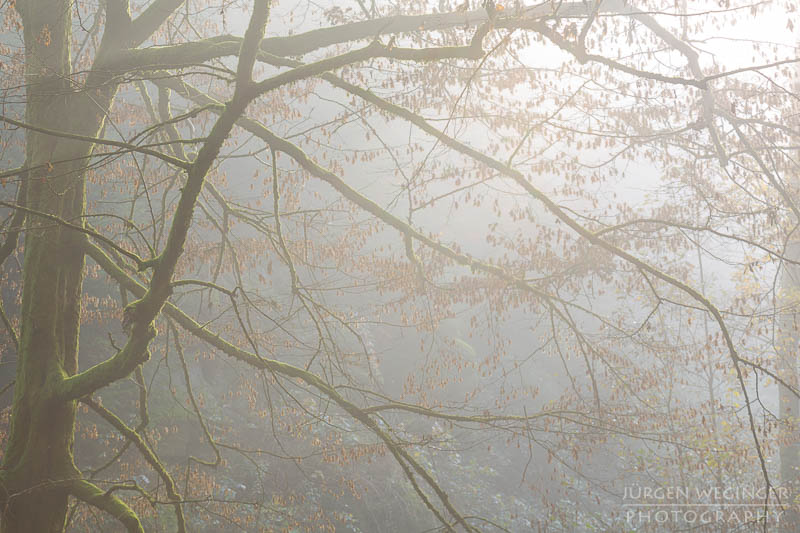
[0,0,798,532]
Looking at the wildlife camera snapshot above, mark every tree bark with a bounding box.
[0,0,116,530]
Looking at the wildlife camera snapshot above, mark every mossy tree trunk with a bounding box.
[0,0,117,530]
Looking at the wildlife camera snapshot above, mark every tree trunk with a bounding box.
[0,0,116,530]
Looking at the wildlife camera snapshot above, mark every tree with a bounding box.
[0,0,798,531]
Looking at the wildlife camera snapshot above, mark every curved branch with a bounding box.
[69,479,145,533]
[256,0,623,58]
[0,201,149,269]
[81,397,186,533]
[0,115,190,170]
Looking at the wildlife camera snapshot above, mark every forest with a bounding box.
[0,0,799,531]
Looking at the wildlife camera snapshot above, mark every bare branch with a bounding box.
[69,479,145,533]
[128,0,186,46]
[0,115,191,170]
[81,397,186,533]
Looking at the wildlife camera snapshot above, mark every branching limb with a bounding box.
[69,479,145,533]
[0,176,26,269]
[0,298,17,353]
[0,201,150,269]
[128,0,186,46]
[0,115,190,169]
[54,0,274,402]
[168,320,222,467]
[255,0,620,57]
[84,239,476,531]
[157,66,775,508]
[55,320,155,400]
[527,19,707,89]
[81,396,187,533]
